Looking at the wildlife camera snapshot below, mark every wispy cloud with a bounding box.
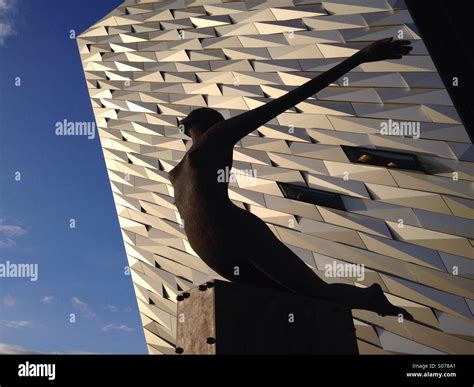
[101,324,133,332]
[0,224,25,237]
[0,320,34,328]
[105,304,133,313]
[0,343,40,354]
[0,219,26,248]
[0,342,103,355]
[3,294,16,306]
[0,0,16,46]
[40,296,55,304]
[104,304,118,313]
[71,296,96,319]
[0,0,13,7]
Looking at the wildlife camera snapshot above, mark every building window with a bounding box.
[278,182,346,210]
[341,146,426,172]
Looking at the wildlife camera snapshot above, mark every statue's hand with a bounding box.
[355,37,412,63]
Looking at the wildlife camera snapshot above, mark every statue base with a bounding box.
[176,280,358,354]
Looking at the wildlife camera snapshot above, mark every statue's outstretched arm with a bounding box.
[211,38,411,145]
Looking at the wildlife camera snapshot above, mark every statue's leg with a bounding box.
[225,206,413,319]
[245,240,413,319]
[225,258,294,294]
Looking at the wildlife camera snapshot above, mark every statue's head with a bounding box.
[178,107,225,139]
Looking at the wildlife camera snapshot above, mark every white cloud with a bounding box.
[0,220,26,248]
[0,0,13,10]
[0,238,16,248]
[3,294,15,306]
[0,342,103,355]
[0,320,34,328]
[101,324,133,332]
[40,296,54,304]
[0,343,40,354]
[0,224,26,238]
[0,22,12,40]
[71,296,96,318]
[0,0,16,46]
[104,304,118,313]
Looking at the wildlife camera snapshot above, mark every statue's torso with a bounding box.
[168,146,237,270]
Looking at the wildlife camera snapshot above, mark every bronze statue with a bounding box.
[170,38,414,320]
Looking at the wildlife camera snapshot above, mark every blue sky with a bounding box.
[0,0,147,353]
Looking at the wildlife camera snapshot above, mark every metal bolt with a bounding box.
[183,292,190,299]
[176,295,184,302]
[175,347,184,354]
[206,337,216,345]
[199,284,207,291]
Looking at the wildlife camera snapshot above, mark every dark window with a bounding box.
[341,146,426,173]
[278,182,345,210]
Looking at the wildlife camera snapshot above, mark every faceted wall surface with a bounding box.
[78,0,474,354]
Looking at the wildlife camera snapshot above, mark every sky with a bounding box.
[0,0,147,354]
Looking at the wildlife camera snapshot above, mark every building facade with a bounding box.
[78,0,474,354]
